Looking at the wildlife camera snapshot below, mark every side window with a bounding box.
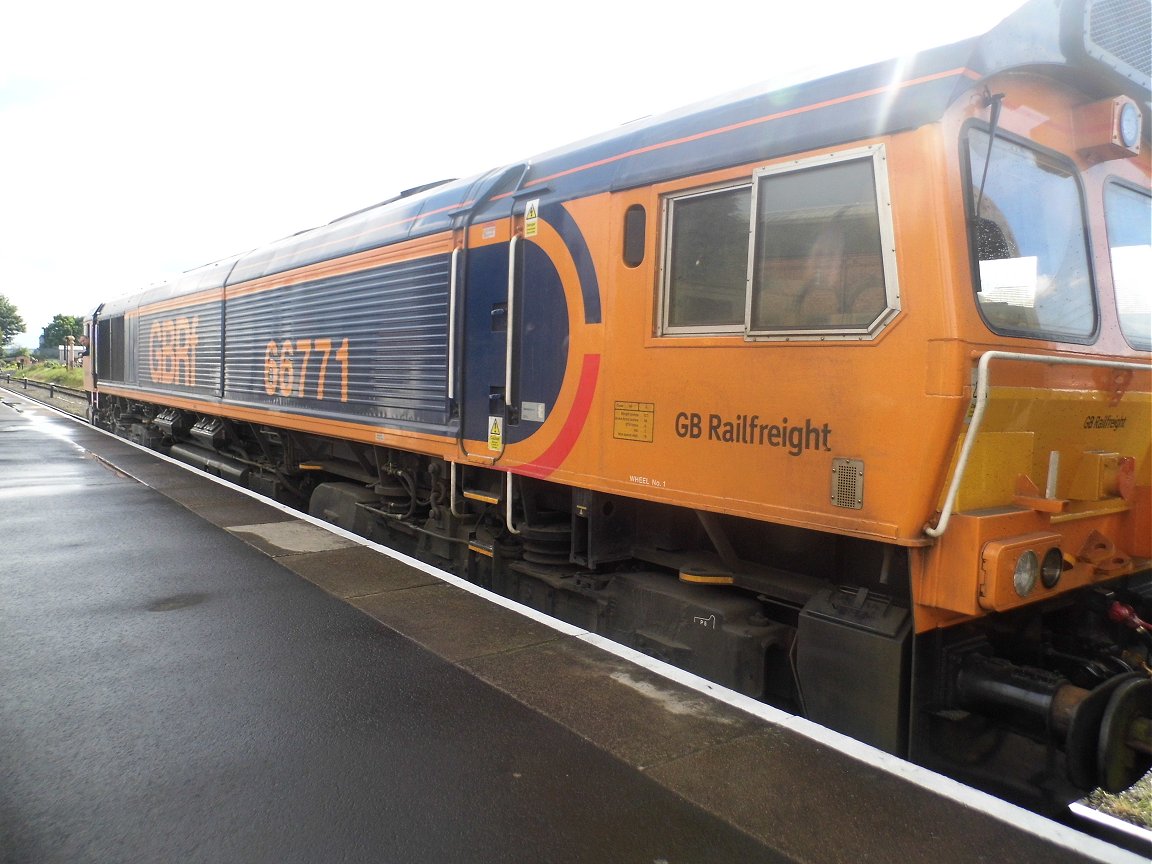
[749,153,895,335]
[1104,183,1151,350]
[659,146,898,340]
[661,184,751,333]
[966,130,1095,341]
[623,205,647,268]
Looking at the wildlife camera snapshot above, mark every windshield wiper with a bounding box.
[974,87,1006,219]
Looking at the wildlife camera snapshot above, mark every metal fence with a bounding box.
[1,374,87,401]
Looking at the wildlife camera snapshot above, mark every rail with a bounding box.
[0,373,87,402]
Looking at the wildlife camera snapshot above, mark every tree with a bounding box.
[38,314,84,353]
[0,295,24,349]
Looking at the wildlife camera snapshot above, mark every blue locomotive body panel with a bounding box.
[224,255,454,432]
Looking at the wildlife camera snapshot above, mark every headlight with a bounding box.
[1013,550,1039,597]
[1041,547,1063,589]
[980,533,1062,612]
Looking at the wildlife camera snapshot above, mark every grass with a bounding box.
[1,361,84,389]
[1086,772,1152,830]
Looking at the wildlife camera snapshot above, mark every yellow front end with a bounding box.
[920,364,1151,625]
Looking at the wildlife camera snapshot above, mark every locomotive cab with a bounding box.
[903,1,1152,804]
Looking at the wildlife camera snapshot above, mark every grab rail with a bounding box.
[504,235,520,408]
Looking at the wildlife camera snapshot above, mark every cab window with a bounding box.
[1104,183,1151,350]
[967,130,1095,341]
[659,145,899,340]
[748,153,894,336]
[662,184,750,333]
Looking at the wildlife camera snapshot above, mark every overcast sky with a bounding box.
[1,0,1024,347]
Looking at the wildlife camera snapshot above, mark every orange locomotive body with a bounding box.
[88,0,1150,813]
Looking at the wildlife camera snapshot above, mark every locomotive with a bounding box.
[85,0,1150,814]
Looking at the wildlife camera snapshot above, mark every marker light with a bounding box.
[1014,550,1039,597]
[1075,96,1142,159]
[1041,547,1063,589]
[1119,101,1141,149]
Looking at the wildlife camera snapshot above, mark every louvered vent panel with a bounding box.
[1086,0,1151,80]
[224,255,451,427]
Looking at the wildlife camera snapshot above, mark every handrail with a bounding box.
[502,235,522,534]
[506,472,520,535]
[504,235,519,405]
[924,351,1149,539]
[449,461,462,518]
[485,235,520,461]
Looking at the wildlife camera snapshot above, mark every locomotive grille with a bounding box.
[1084,0,1151,81]
[831,458,864,510]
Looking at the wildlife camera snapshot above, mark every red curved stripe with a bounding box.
[518,354,601,479]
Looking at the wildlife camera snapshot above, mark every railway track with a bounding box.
[1,375,87,416]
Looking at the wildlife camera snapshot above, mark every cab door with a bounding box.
[459,221,523,457]
[457,186,574,464]
[456,170,529,459]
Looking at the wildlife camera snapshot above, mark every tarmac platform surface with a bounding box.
[0,389,1139,864]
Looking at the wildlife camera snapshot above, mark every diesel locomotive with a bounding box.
[85,0,1151,814]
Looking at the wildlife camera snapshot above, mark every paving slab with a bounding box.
[351,582,563,662]
[278,545,442,598]
[463,636,765,768]
[226,520,360,554]
[644,729,1099,864]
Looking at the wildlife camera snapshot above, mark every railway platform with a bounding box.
[0,388,1142,864]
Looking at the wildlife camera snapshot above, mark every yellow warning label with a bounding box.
[613,401,655,442]
[488,416,503,451]
[524,199,539,238]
